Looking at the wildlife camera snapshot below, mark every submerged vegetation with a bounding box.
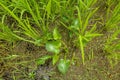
[0,0,120,80]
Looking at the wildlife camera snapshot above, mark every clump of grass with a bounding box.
[104,1,120,30]
[101,0,120,67]
[104,28,120,67]
[60,0,102,64]
[0,23,18,43]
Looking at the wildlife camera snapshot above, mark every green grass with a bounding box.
[0,0,120,79]
[0,23,18,43]
[105,1,120,30]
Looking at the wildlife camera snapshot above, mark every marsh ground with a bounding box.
[0,0,120,80]
[0,35,120,80]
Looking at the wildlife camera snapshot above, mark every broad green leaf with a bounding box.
[36,55,51,65]
[52,54,59,65]
[53,28,61,40]
[35,39,42,46]
[58,59,70,74]
[46,40,61,54]
[62,16,69,23]
[70,19,80,31]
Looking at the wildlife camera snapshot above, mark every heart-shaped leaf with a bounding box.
[46,40,61,54]
[58,59,70,74]
[70,19,80,30]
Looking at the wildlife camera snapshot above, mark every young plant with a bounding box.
[45,27,62,64]
[36,27,70,74]
[57,59,70,75]
[61,0,102,64]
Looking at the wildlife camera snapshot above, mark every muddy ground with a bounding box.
[0,31,120,80]
[0,1,120,80]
